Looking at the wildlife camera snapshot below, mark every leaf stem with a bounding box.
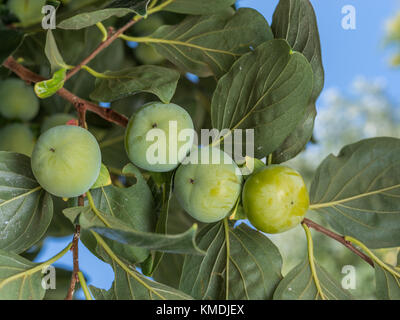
[0,242,72,290]
[344,236,400,278]
[86,190,112,227]
[302,223,326,300]
[117,34,240,56]
[223,218,230,300]
[303,218,374,267]
[81,65,120,79]
[77,271,93,300]
[91,231,166,300]
[96,22,108,42]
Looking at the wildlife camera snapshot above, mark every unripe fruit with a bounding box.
[0,79,39,121]
[242,165,309,234]
[41,113,76,133]
[174,147,243,223]
[7,0,46,24]
[125,102,194,172]
[31,125,101,198]
[135,44,165,65]
[0,123,35,156]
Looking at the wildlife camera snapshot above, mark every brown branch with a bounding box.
[65,201,82,300]
[2,56,128,127]
[302,218,374,267]
[65,18,138,81]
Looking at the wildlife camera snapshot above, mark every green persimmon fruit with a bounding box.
[242,165,309,234]
[0,79,39,121]
[31,125,101,198]
[125,102,194,172]
[0,123,35,156]
[135,44,165,65]
[174,146,243,223]
[7,0,46,24]
[41,113,76,133]
[135,14,164,36]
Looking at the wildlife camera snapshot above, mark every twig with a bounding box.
[65,196,82,300]
[2,57,128,127]
[302,218,374,267]
[65,18,138,81]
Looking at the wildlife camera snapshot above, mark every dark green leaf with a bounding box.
[180,222,282,300]
[272,0,324,102]
[58,8,135,30]
[90,65,180,104]
[148,8,273,78]
[0,152,53,254]
[89,232,193,300]
[164,0,235,15]
[93,224,205,255]
[375,262,400,300]
[273,259,352,300]
[310,138,400,248]
[64,164,156,264]
[0,29,24,65]
[272,103,316,163]
[271,0,324,163]
[211,39,313,158]
[107,0,150,16]
[0,250,45,300]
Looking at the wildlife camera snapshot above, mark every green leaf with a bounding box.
[0,250,45,300]
[211,39,313,159]
[0,152,53,254]
[45,30,67,72]
[0,29,24,65]
[272,103,316,163]
[90,65,180,104]
[34,68,66,99]
[58,8,135,30]
[271,0,324,163]
[179,222,282,300]
[91,163,111,189]
[164,0,235,15]
[310,137,400,248]
[93,224,205,255]
[273,259,352,300]
[97,126,129,170]
[272,0,324,102]
[147,8,273,78]
[141,172,174,275]
[375,262,400,300]
[107,0,150,16]
[64,164,156,264]
[89,231,193,300]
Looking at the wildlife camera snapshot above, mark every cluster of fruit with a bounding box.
[0,80,309,234]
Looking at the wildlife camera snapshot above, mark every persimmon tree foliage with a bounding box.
[0,0,399,301]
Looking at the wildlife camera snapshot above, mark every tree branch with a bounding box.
[302,218,374,267]
[2,56,128,127]
[65,18,138,81]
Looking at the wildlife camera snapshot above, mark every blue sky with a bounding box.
[34,0,400,298]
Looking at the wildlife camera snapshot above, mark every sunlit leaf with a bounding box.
[310,137,400,248]
[0,152,53,254]
[148,8,273,78]
[180,222,282,299]
[211,39,313,158]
